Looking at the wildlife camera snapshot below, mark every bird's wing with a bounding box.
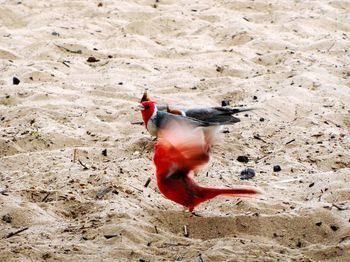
[154,121,210,179]
[155,111,216,129]
[183,107,254,124]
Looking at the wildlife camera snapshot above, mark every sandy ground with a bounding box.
[1,0,350,261]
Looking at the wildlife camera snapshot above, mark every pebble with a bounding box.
[221,100,230,106]
[237,155,249,163]
[239,168,255,180]
[273,165,281,172]
[13,76,20,85]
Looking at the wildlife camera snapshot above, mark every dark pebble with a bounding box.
[102,149,107,156]
[118,82,123,85]
[221,100,230,106]
[222,129,230,134]
[87,57,100,63]
[273,165,281,172]
[253,95,258,100]
[315,222,322,226]
[259,117,265,122]
[330,225,339,231]
[309,182,315,188]
[2,214,12,223]
[13,76,20,85]
[239,168,255,180]
[237,155,249,163]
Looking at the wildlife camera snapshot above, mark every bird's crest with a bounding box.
[140,90,151,102]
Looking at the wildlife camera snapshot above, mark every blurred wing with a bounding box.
[155,121,210,176]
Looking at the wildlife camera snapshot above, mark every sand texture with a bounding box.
[1,0,350,261]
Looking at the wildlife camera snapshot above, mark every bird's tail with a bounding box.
[198,187,260,203]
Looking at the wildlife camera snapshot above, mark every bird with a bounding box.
[140,90,253,125]
[139,100,216,137]
[153,120,259,212]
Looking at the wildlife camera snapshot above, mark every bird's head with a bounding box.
[139,101,157,127]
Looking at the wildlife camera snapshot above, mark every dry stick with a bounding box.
[332,203,349,211]
[78,159,89,170]
[131,121,144,125]
[183,225,189,237]
[5,227,29,239]
[55,44,82,54]
[73,149,77,163]
[62,61,70,68]
[144,177,152,188]
[42,192,51,202]
[154,226,159,234]
[285,138,295,145]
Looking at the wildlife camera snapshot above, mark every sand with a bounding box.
[1,0,350,261]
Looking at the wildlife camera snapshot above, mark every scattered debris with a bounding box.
[285,138,295,145]
[183,225,189,237]
[131,121,144,125]
[144,177,152,188]
[221,100,230,106]
[78,159,89,170]
[55,44,82,54]
[96,187,112,199]
[104,234,118,239]
[330,225,339,231]
[273,165,281,172]
[2,214,12,223]
[13,76,20,85]
[102,149,107,157]
[237,155,249,163]
[73,149,77,163]
[42,192,51,202]
[0,188,8,196]
[5,227,29,238]
[239,168,255,180]
[87,56,100,63]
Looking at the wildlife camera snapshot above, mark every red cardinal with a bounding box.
[153,121,259,212]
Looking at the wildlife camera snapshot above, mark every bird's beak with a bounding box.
[137,104,145,110]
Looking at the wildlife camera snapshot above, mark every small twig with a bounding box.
[183,225,189,237]
[77,159,89,170]
[62,61,71,68]
[5,227,29,238]
[154,226,159,234]
[332,203,349,211]
[73,149,77,163]
[285,138,295,145]
[144,177,151,188]
[55,44,82,54]
[129,185,143,193]
[104,234,118,239]
[131,121,144,125]
[42,192,51,202]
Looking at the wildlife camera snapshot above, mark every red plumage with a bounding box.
[153,121,259,212]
